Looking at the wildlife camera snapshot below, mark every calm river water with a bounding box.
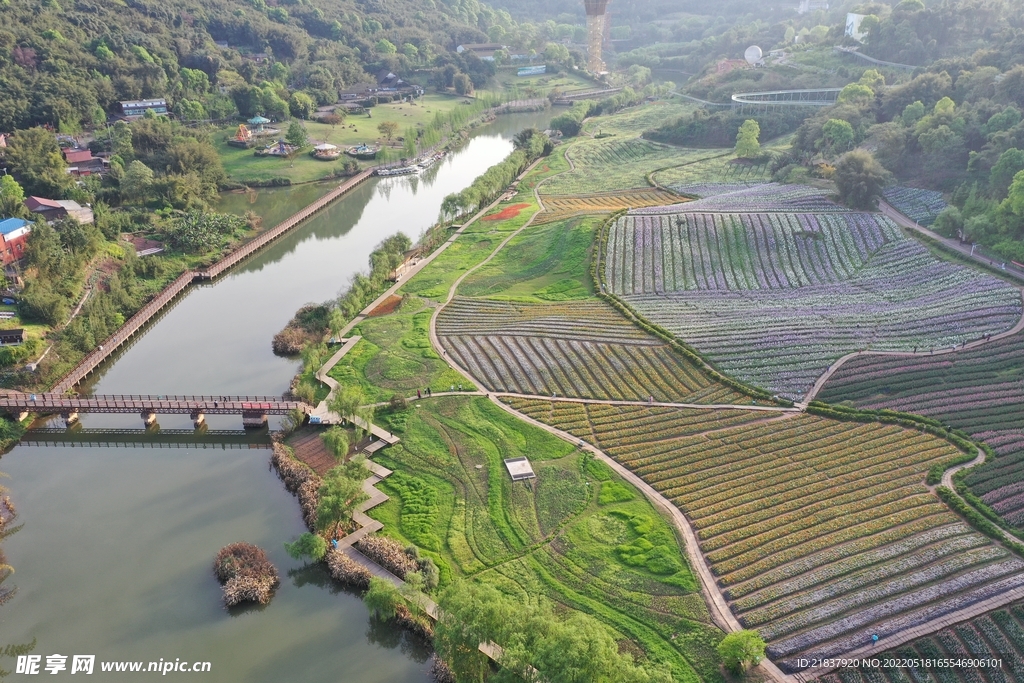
[0,111,551,681]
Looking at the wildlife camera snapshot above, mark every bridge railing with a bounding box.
[731,88,842,107]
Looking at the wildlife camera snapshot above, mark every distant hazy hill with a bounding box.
[0,0,506,131]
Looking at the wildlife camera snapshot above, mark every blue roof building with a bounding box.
[0,218,28,235]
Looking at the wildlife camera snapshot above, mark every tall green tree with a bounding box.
[120,161,155,204]
[288,92,317,120]
[329,386,371,435]
[315,461,369,538]
[0,176,26,218]
[377,121,399,142]
[321,426,350,460]
[835,149,889,210]
[286,121,308,148]
[717,630,766,673]
[5,127,73,198]
[110,121,135,159]
[990,149,1024,199]
[734,119,761,158]
[1006,170,1024,218]
[435,582,510,683]
[284,532,327,563]
[821,119,856,156]
[364,577,405,620]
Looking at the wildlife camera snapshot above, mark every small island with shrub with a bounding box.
[213,542,280,607]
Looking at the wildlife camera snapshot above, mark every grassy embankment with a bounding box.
[372,395,721,683]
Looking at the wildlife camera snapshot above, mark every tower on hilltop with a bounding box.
[584,0,609,73]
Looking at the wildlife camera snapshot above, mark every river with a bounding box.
[0,111,552,681]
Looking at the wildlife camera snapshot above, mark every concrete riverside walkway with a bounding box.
[51,171,376,395]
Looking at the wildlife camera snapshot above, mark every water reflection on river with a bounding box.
[0,111,552,682]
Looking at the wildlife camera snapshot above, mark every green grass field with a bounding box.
[397,157,565,301]
[487,70,596,99]
[328,296,472,402]
[457,216,597,302]
[370,395,721,682]
[216,93,476,184]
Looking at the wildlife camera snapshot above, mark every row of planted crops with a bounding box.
[819,601,1024,683]
[505,402,1024,673]
[435,297,749,404]
[820,332,1024,531]
[600,202,1022,399]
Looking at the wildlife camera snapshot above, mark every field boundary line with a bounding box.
[372,390,799,412]
[487,394,793,683]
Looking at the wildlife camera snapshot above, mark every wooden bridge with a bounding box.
[0,394,309,429]
[50,169,376,395]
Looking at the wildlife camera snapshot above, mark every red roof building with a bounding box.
[62,148,106,176]
[0,218,30,266]
[24,196,94,224]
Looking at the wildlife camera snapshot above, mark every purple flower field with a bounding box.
[605,209,1022,399]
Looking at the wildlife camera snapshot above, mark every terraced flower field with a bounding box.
[638,183,847,214]
[819,601,1024,683]
[602,208,1022,398]
[882,186,948,226]
[819,332,1024,531]
[436,297,750,404]
[542,136,713,196]
[536,189,685,225]
[505,401,1024,673]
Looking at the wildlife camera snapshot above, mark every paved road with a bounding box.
[798,204,1024,405]
[880,200,1024,283]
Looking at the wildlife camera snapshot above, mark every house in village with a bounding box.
[119,99,168,120]
[0,329,26,346]
[0,218,30,266]
[63,148,107,176]
[456,43,504,61]
[24,196,94,224]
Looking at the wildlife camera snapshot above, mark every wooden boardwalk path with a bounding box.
[49,170,375,394]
